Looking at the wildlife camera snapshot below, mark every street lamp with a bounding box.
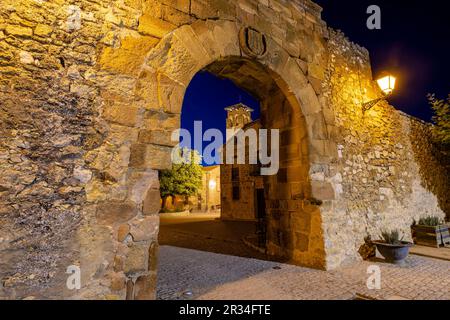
[362,74,396,112]
[209,179,217,190]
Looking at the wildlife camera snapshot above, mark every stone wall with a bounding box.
[0,0,447,300]
[320,30,448,269]
[0,0,168,300]
[0,0,330,300]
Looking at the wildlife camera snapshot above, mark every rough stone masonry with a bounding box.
[0,0,448,299]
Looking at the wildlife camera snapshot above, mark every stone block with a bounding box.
[34,24,53,37]
[107,124,139,145]
[157,73,186,114]
[129,216,159,242]
[99,34,160,76]
[134,273,157,300]
[280,57,309,91]
[148,242,159,271]
[5,25,33,37]
[138,14,177,38]
[292,213,311,233]
[311,181,335,200]
[96,201,138,226]
[128,169,159,205]
[160,0,190,13]
[308,76,322,95]
[138,129,176,147]
[113,255,124,272]
[129,143,172,170]
[117,224,130,242]
[110,272,126,291]
[295,232,310,252]
[280,144,300,161]
[143,189,162,215]
[124,243,149,274]
[161,4,192,25]
[309,112,328,140]
[191,0,236,19]
[103,104,141,127]
[146,29,200,87]
[308,63,326,80]
[135,68,159,108]
[297,84,322,116]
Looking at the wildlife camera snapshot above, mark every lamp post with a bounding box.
[362,74,396,113]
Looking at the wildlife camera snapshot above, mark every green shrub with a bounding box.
[380,230,404,245]
[417,216,442,226]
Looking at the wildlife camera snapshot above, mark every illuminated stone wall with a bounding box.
[320,30,448,269]
[0,0,447,300]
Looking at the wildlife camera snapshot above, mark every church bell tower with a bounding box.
[225,103,254,130]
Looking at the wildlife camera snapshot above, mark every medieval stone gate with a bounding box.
[0,0,447,300]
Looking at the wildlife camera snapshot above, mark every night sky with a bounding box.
[180,71,260,162]
[181,0,449,163]
[315,0,450,120]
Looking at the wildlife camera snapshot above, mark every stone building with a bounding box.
[199,165,221,212]
[220,103,263,221]
[0,0,448,300]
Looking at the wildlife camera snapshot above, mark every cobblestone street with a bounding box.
[158,213,272,261]
[157,246,450,300]
[158,213,450,300]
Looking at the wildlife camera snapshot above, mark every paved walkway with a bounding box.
[410,245,450,261]
[159,213,271,261]
[157,246,450,300]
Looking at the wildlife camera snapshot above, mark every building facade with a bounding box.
[200,165,221,212]
[221,103,263,221]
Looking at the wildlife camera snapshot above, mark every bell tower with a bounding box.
[225,103,254,130]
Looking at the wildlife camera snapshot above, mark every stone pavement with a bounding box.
[159,213,272,261]
[157,246,450,300]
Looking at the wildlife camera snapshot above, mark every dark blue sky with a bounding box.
[180,71,260,164]
[181,0,449,163]
[315,0,450,121]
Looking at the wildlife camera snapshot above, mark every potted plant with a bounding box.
[412,217,450,248]
[372,230,413,265]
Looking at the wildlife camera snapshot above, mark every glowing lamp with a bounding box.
[376,75,396,95]
[208,179,216,190]
[362,73,396,112]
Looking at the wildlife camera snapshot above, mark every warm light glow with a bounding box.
[376,75,396,95]
[208,179,216,190]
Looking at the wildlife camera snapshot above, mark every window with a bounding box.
[232,167,240,182]
[232,185,240,200]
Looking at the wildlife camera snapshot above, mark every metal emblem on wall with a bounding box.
[239,27,268,58]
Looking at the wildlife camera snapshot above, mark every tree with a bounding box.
[428,93,450,145]
[159,148,203,209]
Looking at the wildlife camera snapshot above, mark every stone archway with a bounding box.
[103,19,337,299]
[1,0,447,301]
